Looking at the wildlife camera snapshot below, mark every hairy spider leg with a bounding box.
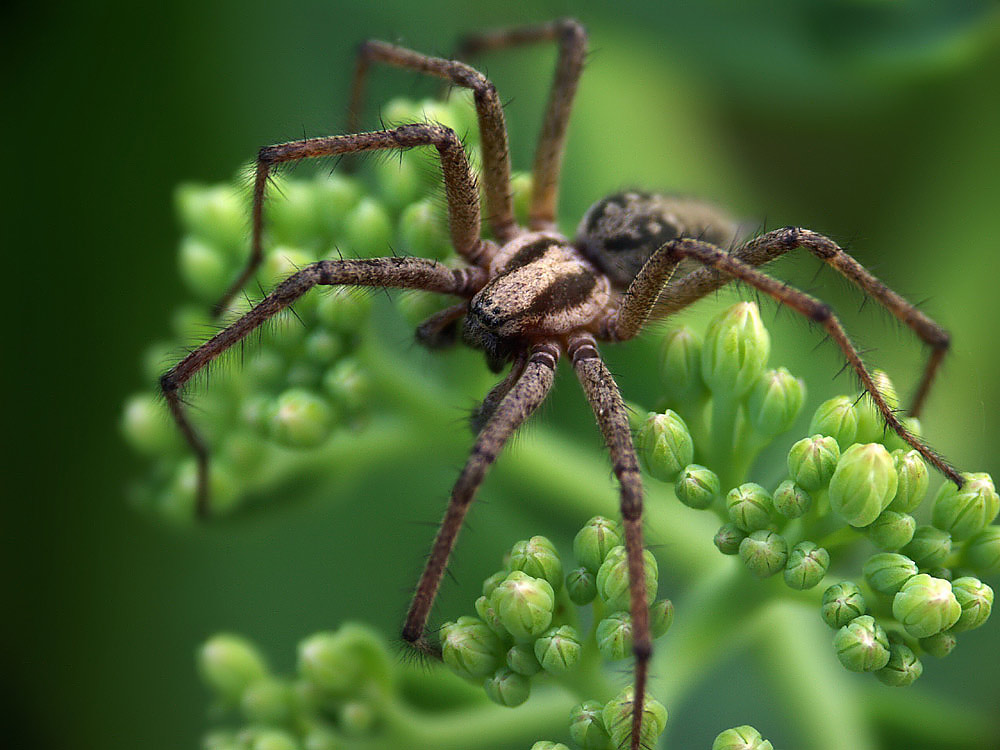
[653,227,951,417]
[415,302,469,350]
[469,350,529,433]
[604,236,963,487]
[402,342,559,655]
[347,41,518,243]
[456,18,587,231]
[569,333,652,750]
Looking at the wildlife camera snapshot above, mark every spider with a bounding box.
[159,19,962,749]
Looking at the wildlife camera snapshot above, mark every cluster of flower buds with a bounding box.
[440,521,671,748]
[639,301,997,686]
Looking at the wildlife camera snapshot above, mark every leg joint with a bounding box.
[811,301,833,323]
[159,372,178,394]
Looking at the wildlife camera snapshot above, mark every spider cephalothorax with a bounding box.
[159,19,960,750]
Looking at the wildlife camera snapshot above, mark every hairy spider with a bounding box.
[159,19,962,749]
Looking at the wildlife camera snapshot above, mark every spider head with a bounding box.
[575,192,745,288]
[462,312,515,372]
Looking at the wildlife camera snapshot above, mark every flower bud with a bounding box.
[268,388,334,448]
[251,730,300,750]
[964,526,1000,574]
[174,183,246,257]
[747,367,805,436]
[902,525,952,568]
[296,625,391,699]
[659,326,705,403]
[474,595,509,639]
[932,473,999,541]
[399,199,449,260]
[573,516,623,574]
[828,443,898,527]
[534,625,583,673]
[854,370,900,444]
[343,197,393,257]
[179,236,230,300]
[569,701,613,750]
[919,631,957,658]
[315,290,372,336]
[787,435,840,492]
[713,726,774,750]
[340,700,378,737]
[596,612,632,661]
[373,149,424,209]
[888,450,929,513]
[440,616,504,679]
[772,480,812,519]
[268,179,322,247]
[484,667,530,707]
[482,571,507,599]
[864,510,916,551]
[507,536,563,591]
[505,643,542,676]
[637,410,694,483]
[198,634,268,704]
[821,582,867,629]
[700,301,771,399]
[714,523,746,555]
[833,615,891,672]
[261,246,315,290]
[807,396,859,450]
[739,530,789,578]
[323,359,370,414]
[596,546,658,611]
[650,599,675,638]
[675,464,721,510]
[876,641,923,687]
[566,567,597,605]
[304,329,343,365]
[240,677,294,726]
[892,574,962,638]
[784,541,830,590]
[510,171,533,226]
[121,393,181,455]
[493,571,555,640]
[726,483,774,532]
[531,744,570,750]
[602,686,668,750]
[949,577,993,632]
[884,416,923,453]
[863,553,918,594]
[313,172,362,238]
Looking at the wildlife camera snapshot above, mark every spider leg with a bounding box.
[603,237,964,487]
[455,19,587,231]
[161,257,487,519]
[415,302,468,350]
[469,351,528,434]
[568,333,651,750]
[347,41,518,243]
[402,342,558,656]
[214,123,490,315]
[655,227,950,417]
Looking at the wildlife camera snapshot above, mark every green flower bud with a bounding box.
[510,171,533,226]
[772,480,812,519]
[175,183,246,254]
[566,567,597,605]
[747,367,805,436]
[507,536,563,591]
[863,553,918,594]
[339,700,377,736]
[949,577,993,632]
[202,730,239,750]
[928,567,953,581]
[854,370,900,444]
[602,686,668,750]
[531,744,570,750]
[888,450,929,513]
[892,574,962,638]
[474,595,509,640]
[240,677,294,725]
[650,599,675,638]
[121,393,181,455]
[637,410,694,483]
[569,701,613,750]
[784,541,830,590]
[343,197,393,257]
[506,643,542,676]
[675,464,721,509]
[493,571,555,640]
[659,326,704,403]
[261,246,315,290]
[251,730,300,750]
[700,301,771,398]
[596,546,658,611]
[932,473,999,541]
[398,199,449,259]
[596,612,633,661]
[787,435,840,492]
[482,571,507,598]
[807,396,859,450]
[268,179,323,247]
[313,172,362,238]
[180,236,230,300]
[884,415,923,453]
[287,361,323,389]
[821,581,867,629]
[740,530,788,578]
[268,388,334,448]
[297,625,391,698]
[373,149,424,208]
[876,641,923,687]
[714,522,746,555]
[902,525,952,568]
[303,329,343,365]
[534,625,583,673]
[483,667,530,707]
[864,510,916,551]
[573,516,623,574]
[198,634,268,703]
[713,725,774,750]
[440,616,504,679]
[964,526,1000,574]
[172,303,213,342]
[829,443,898,527]
[726,483,774,532]
[833,615,891,672]
[315,291,372,336]
[246,348,287,390]
[919,631,957,658]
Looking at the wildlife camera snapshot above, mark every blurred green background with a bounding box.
[5,1,1000,748]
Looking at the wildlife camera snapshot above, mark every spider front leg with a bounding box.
[656,227,951,417]
[402,342,558,655]
[568,334,651,750]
